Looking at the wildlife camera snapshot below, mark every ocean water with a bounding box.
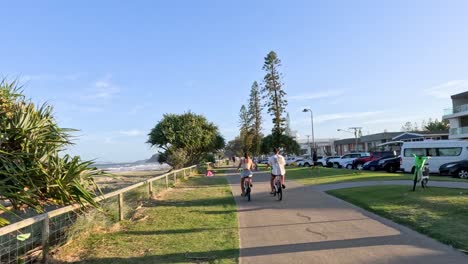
[94,162,171,172]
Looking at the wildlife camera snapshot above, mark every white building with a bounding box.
[297,138,337,157]
[443,91,468,140]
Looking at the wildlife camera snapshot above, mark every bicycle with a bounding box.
[412,155,430,191]
[243,176,252,201]
[239,168,253,201]
[272,174,283,201]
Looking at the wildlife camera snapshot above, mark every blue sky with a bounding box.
[2,0,468,162]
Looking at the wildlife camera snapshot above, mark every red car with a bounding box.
[353,151,396,170]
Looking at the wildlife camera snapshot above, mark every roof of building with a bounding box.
[360,132,402,142]
[452,91,468,99]
[334,138,361,144]
[392,130,449,141]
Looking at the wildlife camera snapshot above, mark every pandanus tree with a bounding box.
[0,80,101,226]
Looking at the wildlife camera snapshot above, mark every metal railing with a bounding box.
[444,104,468,116]
[450,126,468,136]
[0,163,211,264]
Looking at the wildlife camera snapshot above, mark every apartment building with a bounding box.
[443,91,468,140]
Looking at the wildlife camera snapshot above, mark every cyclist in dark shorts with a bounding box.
[237,152,254,196]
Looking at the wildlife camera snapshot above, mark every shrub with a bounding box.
[0,80,102,226]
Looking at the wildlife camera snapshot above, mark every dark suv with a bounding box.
[440,160,468,179]
[381,156,401,173]
[353,151,396,170]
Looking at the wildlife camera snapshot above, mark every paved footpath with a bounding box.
[226,170,468,264]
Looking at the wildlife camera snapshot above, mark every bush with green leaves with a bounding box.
[261,133,300,155]
[0,80,101,226]
[147,112,225,169]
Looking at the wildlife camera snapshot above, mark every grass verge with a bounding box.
[327,185,468,253]
[285,167,467,185]
[53,175,239,263]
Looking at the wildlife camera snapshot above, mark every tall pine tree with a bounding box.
[248,81,263,156]
[261,51,287,146]
[238,104,252,152]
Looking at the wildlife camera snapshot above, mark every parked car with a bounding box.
[285,157,298,166]
[328,153,370,168]
[439,160,468,178]
[353,151,396,170]
[258,159,269,164]
[317,156,340,166]
[297,159,313,167]
[290,159,304,166]
[362,159,382,171]
[400,140,468,173]
[362,156,400,172]
[381,156,401,173]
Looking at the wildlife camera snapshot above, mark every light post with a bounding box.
[306,135,311,157]
[302,108,315,154]
[337,127,362,152]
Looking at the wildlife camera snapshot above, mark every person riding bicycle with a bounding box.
[238,152,254,196]
[267,148,286,194]
[412,154,430,191]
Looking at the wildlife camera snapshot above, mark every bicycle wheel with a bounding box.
[277,184,282,201]
[421,178,428,189]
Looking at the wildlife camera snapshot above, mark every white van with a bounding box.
[400,140,468,173]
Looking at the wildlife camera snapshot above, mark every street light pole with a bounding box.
[338,127,362,152]
[302,108,315,152]
[306,135,310,156]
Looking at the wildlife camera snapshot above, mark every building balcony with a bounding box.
[443,104,468,119]
[450,126,468,139]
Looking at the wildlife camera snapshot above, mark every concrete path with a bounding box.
[226,170,468,264]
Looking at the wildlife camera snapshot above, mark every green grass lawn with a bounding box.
[54,175,239,263]
[328,186,468,253]
[284,167,467,185]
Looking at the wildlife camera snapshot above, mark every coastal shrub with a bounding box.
[0,80,102,226]
[147,112,225,168]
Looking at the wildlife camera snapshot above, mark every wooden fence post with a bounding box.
[41,216,50,263]
[173,172,177,183]
[118,193,124,221]
[148,181,153,198]
[165,174,169,189]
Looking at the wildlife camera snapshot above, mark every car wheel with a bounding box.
[458,169,468,179]
[386,165,396,173]
[304,162,310,167]
[356,164,363,170]
[411,167,415,174]
[346,164,353,170]
[333,163,340,168]
[369,166,376,171]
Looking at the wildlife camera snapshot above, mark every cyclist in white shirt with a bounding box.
[267,148,286,194]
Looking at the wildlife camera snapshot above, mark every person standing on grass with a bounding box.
[237,152,254,196]
[267,148,286,194]
[312,151,318,166]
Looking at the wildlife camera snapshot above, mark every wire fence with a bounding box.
[0,163,211,264]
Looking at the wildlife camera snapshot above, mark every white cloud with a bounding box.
[82,78,120,100]
[427,80,468,99]
[314,111,383,124]
[289,90,344,101]
[119,129,144,136]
